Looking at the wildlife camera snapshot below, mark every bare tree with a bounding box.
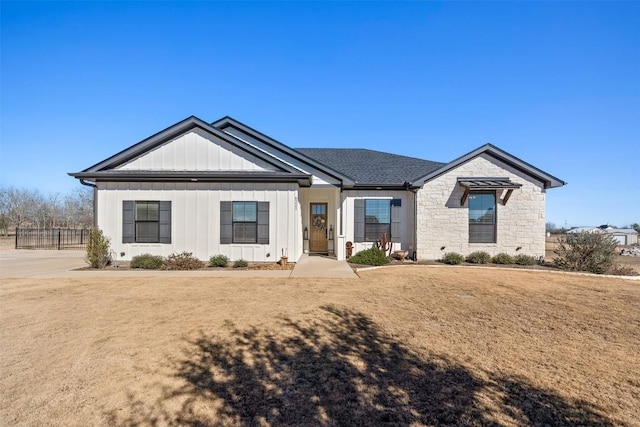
[0,186,94,231]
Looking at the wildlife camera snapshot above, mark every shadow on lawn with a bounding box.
[107,305,614,426]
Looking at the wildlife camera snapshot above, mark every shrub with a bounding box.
[441,252,464,265]
[514,254,537,266]
[465,251,491,264]
[348,247,390,266]
[130,253,164,269]
[86,227,111,268]
[608,264,639,276]
[492,253,514,264]
[162,251,204,270]
[233,259,248,268]
[209,254,229,267]
[553,232,618,274]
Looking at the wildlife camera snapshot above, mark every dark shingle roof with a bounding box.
[294,148,445,185]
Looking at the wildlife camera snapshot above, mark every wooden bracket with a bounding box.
[460,188,470,206]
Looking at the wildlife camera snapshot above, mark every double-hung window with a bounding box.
[232,202,258,243]
[220,201,269,245]
[354,199,401,243]
[135,201,160,243]
[123,200,171,244]
[468,192,496,243]
[364,199,391,241]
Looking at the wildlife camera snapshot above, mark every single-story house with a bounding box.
[69,116,566,262]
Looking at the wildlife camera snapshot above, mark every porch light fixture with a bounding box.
[329,225,334,240]
[303,227,309,240]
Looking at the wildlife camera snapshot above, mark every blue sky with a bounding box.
[1,1,638,227]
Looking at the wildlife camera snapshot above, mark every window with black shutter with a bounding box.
[123,201,171,244]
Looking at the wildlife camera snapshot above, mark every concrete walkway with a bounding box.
[290,254,358,279]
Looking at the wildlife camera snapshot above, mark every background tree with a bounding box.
[0,186,93,231]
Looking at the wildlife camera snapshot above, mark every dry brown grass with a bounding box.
[1,268,638,426]
[0,236,14,251]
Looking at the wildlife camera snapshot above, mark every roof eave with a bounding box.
[68,171,313,187]
[342,182,413,191]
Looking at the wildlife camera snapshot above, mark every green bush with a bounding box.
[492,253,515,264]
[209,254,230,267]
[130,253,164,269]
[466,251,491,264]
[162,251,204,270]
[86,227,111,268]
[441,252,464,265]
[348,247,390,266]
[514,254,537,266]
[233,259,248,268]
[553,232,617,274]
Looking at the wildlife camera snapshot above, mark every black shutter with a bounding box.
[391,200,401,243]
[220,201,232,244]
[123,201,134,243]
[257,202,269,244]
[354,199,365,243]
[159,201,171,244]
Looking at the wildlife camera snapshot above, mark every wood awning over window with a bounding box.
[458,177,523,206]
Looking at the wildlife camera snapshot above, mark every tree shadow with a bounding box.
[106,305,616,426]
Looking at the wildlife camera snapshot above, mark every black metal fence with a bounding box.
[15,228,90,250]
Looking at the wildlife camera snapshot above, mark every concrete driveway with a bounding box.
[0,250,87,278]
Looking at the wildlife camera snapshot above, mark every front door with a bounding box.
[309,203,328,253]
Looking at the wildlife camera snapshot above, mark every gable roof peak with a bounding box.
[411,143,566,189]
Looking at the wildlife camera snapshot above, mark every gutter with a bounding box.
[78,180,98,227]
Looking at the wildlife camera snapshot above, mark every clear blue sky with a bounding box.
[1,1,638,227]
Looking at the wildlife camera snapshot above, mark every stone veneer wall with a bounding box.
[416,153,546,260]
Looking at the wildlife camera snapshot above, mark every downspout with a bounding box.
[79,179,98,227]
[405,181,419,262]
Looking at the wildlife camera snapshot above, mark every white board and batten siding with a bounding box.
[96,182,302,262]
[118,128,278,171]
[341,190,415,255]
[222,127,340,187]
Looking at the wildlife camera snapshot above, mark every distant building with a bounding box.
[567,225,638,245]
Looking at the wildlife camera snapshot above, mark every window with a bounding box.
[220,201,269,245]
[354,199,401,243]
[232,202,257,243]
[122,201,171,244]
[135,201,160,243]
[469,192,496,243]
[365,199,391,241]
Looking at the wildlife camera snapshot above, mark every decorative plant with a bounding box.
[375,233,393,257]
[86,227,111,268]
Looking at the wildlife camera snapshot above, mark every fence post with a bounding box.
[15,227,18,249]
[58,229,61,250]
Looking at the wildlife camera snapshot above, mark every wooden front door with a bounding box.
[309,203,328,253]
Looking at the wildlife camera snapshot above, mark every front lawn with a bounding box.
[0,267,638,426]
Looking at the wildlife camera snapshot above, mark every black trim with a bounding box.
[69,171,313,187]
[73,116,303,175]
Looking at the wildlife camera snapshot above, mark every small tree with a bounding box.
[553,232,617,274]
[86,227,111,268]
